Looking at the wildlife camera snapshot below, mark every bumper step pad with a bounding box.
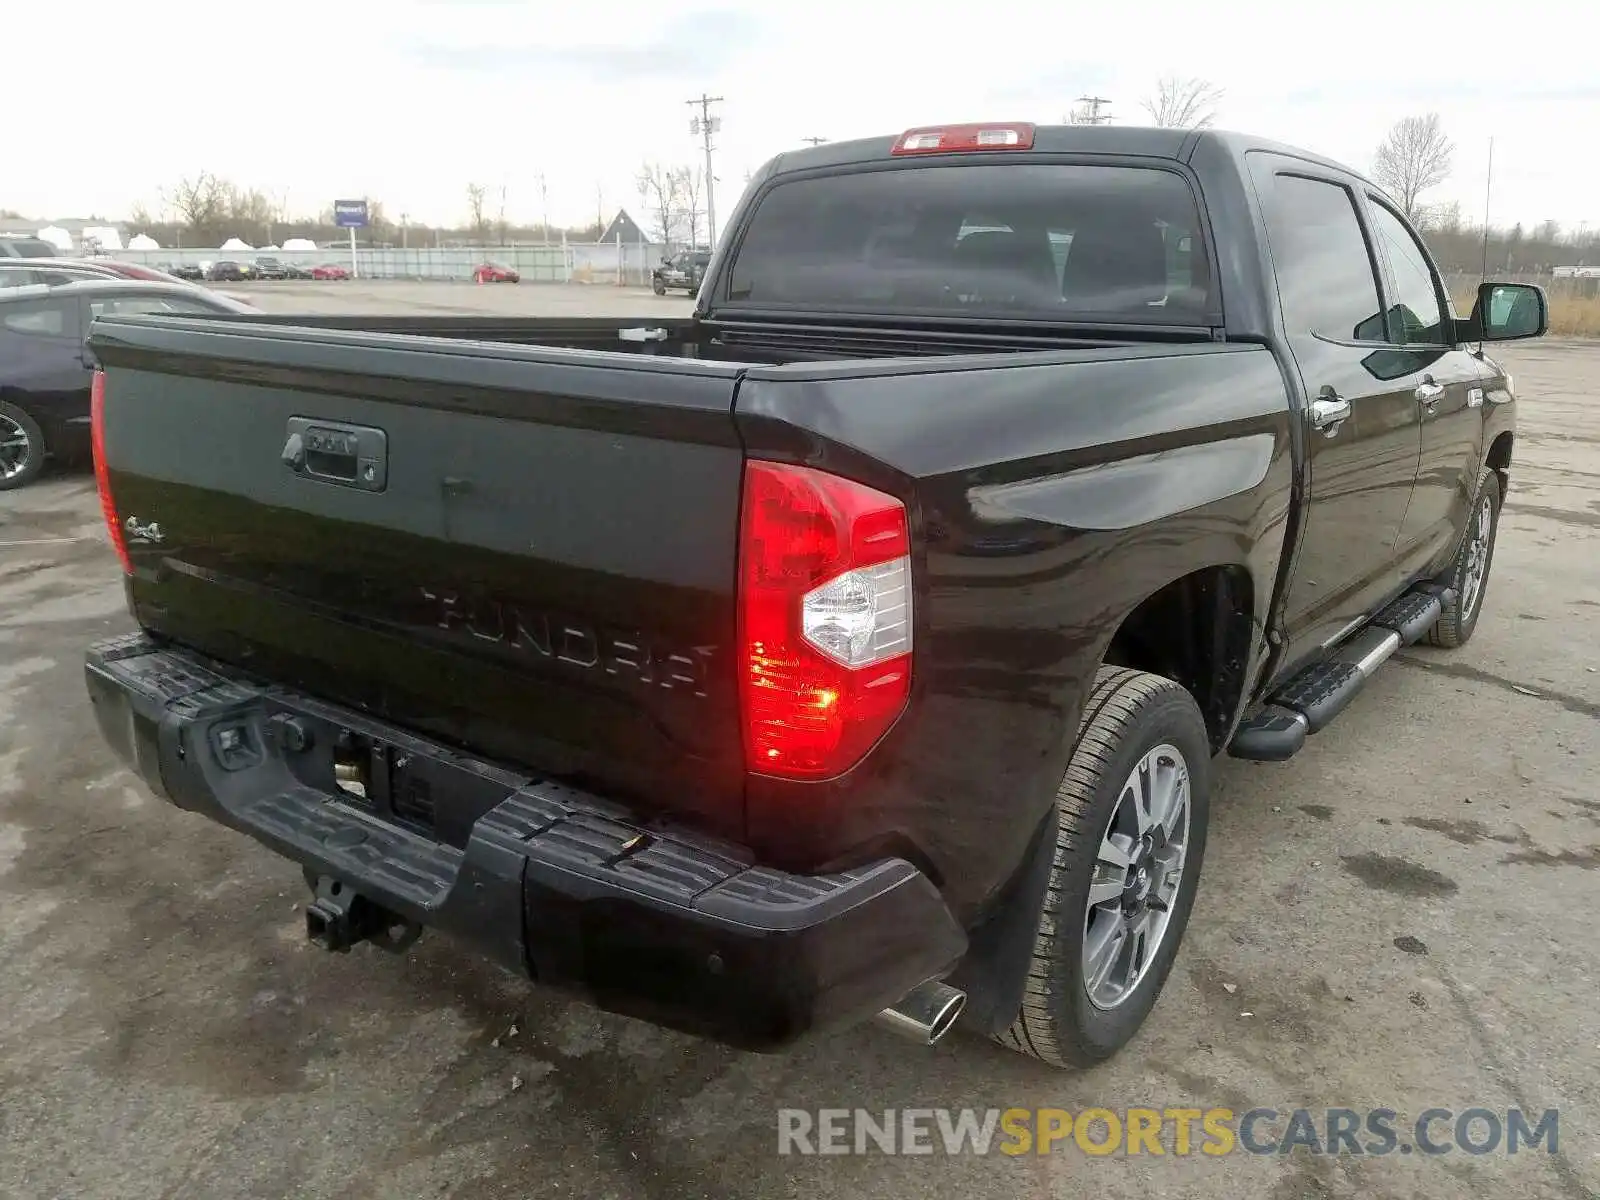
[84,634,965,1051]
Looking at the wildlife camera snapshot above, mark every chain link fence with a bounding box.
[113,241,669,286]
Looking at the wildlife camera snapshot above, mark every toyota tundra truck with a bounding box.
[81,123,1545,1068]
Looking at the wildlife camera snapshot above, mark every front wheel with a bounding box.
[0,401,47,491]
[994,667,1211,1069]
[1426,468,1502,648]
[651,277,666,295]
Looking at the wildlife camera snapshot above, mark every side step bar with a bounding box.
[1229,586,1451,762]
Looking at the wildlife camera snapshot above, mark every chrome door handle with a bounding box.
[1415,379,1445,403]
[1310,391,1352,436]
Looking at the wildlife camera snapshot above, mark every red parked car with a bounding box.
[311,264,350,280]
[473,262,520,284]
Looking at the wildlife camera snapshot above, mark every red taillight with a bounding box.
[90,370,132,574]
[891,122,1036,155]
[739,461,913,781]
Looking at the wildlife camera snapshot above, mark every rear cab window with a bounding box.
[723,163,1214,324]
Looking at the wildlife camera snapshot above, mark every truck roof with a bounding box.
[765,124,1374,188]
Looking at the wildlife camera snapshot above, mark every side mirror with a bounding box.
[1464,282,1547,342]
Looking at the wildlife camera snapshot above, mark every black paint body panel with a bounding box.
[735,345,1293,918]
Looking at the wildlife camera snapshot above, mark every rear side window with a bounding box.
[1260,174,1386,342]
[725,163,1213,323]
[2,300,75,336]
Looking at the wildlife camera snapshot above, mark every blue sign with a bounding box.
[333,199,369,229]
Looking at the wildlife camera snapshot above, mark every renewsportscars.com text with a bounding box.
[776,1106,1560,1157]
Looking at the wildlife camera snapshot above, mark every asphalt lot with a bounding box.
[1,283,1596,1199]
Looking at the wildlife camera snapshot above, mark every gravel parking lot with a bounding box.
[1,284,1595,1199]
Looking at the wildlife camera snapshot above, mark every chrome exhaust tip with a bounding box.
[873,980,967,1046]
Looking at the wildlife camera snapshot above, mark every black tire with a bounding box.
[994,666,1211,1069]
[1426,468,1502,649]
[651,277,666,295]
[0,400,47,491]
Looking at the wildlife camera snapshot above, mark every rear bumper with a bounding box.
[84,634,966,1050]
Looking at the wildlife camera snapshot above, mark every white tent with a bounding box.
[37,225,73,251]
[128,233,160,250]
[83,226,123,251]
[219,236,254,252]
[282,237,317,251]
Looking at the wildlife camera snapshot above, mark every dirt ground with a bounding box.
[1,285,1595,1199]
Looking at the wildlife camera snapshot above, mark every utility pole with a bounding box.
[1073,95,1113,125]
[536,173,549,244]
[687,92,724,249]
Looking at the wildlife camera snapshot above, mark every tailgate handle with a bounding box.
[283,418,388,493]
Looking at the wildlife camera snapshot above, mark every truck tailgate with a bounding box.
[90,317,748,837]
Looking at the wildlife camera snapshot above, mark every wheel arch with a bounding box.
[1100,563,1257,753]
[1486,430,1513,492]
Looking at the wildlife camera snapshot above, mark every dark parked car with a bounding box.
[206,260,251,282]
[0,280,254,488]
[651,249,710,294]
[0,235,59,258]
[83,123,1543,1067]
[164,263,206,281]
[253,256,290,280]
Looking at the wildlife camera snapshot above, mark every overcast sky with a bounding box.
[19,0,1596,236]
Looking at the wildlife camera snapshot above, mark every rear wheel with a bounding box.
[1426,468,1501,649]
[0,401,46,491]
[994,667,1211,1068]
[652,277,666,295]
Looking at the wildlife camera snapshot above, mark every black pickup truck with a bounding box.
[82,123,1544,1068]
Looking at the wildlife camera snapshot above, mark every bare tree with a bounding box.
[465,183,489,239]
[167,172,230,234]
[675,166,704,249]
[1372,113,1453,221]
[636,162,683,245]
[227,186,277,236]
[1141,76,1223,129]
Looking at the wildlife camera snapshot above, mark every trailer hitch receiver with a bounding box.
[304,874,422,955]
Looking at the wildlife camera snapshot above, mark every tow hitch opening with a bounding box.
[303,874,422,955]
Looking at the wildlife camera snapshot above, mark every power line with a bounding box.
[1074,95,1113,125]
[687,93,724,249]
